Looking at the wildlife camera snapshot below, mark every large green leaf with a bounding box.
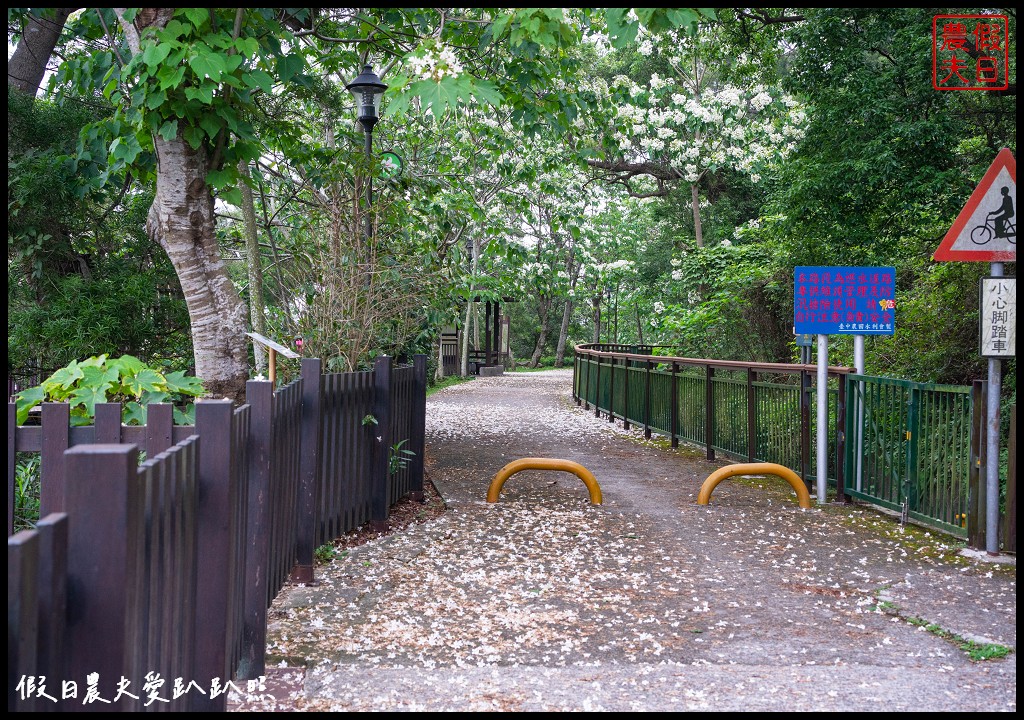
[15,386,46,425]
[125,368,165,398]
[164,371,205,397]
[70,382,113,417]
[43,363,83,396]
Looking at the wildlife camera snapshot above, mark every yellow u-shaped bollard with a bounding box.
[487,458,603,505]
[696,462,813,508]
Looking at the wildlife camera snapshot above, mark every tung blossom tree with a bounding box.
[588,25,807,247]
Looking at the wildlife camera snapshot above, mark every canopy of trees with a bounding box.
[7,8,1016,407]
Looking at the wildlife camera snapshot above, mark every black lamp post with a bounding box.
[345,63,388,240]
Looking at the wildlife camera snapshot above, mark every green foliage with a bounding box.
[13,455,41,533]
[15,355,205,426]
[388,439,416,476]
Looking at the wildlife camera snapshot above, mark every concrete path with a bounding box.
[235,370,1015,712]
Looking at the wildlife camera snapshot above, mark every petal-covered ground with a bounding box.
[233,369,1015,712]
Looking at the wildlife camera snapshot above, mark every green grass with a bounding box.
[905,616,1012,661]
[427,375,475,397]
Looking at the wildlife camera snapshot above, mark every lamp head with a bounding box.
[345,63,388,131]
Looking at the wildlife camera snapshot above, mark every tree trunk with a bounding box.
[691,183,704,248]
[554,298,573,367]
[7,9,76,95]
[460,300,472,377]
[591,294,602,344]
[239,160,266,374]
[149,135,250,401]
[435,335,444,381]
[529,297,551,367]
[635,304,644,346]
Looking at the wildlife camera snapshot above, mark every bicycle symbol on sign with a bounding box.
[971,185,1016,245]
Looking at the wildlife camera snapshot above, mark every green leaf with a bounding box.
[145,89,167,110]
[184,83,214,104]
[235,36,259,58]
[605,8,638,49]
[125,368,165,398]
[206,168,234,189]
[242,69,274,94]
[123,401,147,426]
[183,125,205,149]
[112,355,147,376]
[276,54,305,84]
[15,387,46,425]
[183,8,209,30]
[199,114,223,141]
[173,404,196,425]
[44,363,84,394]
[220,187,243,206]
[140,389,171,405]
[158,119,179,141]
[142,41,172,69]
[70,383,113,417]
[189,50,227,81]
[164,371,205,397]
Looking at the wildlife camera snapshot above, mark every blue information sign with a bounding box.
[794,266,896,335]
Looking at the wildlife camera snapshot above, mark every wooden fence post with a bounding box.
[94,403,123,443]
[293,358,322,585]
[409,355,427,502]
[9,528,39,712]
[146,403,174,457]
[594,356,601,417]
[371,356,393,532]
[8,403,15,535]
[35,512,69,706]
[64,444,138,710]
[239,380,273,680]
[40,403,70,517]
[193,400,238,710]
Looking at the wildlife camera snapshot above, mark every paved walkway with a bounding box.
[235,370,1015,712]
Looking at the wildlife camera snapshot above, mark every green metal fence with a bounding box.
[573,345,849,490]
[844,374,976,538]
[572,347,1006,544]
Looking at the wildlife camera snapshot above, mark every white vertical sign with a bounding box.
[980,277,1016,357]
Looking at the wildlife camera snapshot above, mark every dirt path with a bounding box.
[234,370,1015,712]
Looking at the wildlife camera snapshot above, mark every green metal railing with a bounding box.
[573,344,850,490]
[844,374,977,538]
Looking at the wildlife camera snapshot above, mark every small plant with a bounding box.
[314,544,338,565]
[14,354,204,426]
[389,439,416,476]
[14,455,41,532]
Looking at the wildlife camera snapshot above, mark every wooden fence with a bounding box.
[8,355,427,712]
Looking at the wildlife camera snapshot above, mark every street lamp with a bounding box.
[345,63,388,239]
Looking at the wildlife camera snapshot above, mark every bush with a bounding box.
[14,354,205,426]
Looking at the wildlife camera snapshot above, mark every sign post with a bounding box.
[246,332,300,384]
[794,267,897,503]
[933,148,1015,555]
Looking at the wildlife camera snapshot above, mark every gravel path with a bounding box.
[235,369,1015,712]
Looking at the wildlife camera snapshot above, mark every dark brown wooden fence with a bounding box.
[8,355,426,712]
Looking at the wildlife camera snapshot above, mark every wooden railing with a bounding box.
[8,355,427,712]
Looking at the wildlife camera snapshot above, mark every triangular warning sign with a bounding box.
[934,148,1016,262]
